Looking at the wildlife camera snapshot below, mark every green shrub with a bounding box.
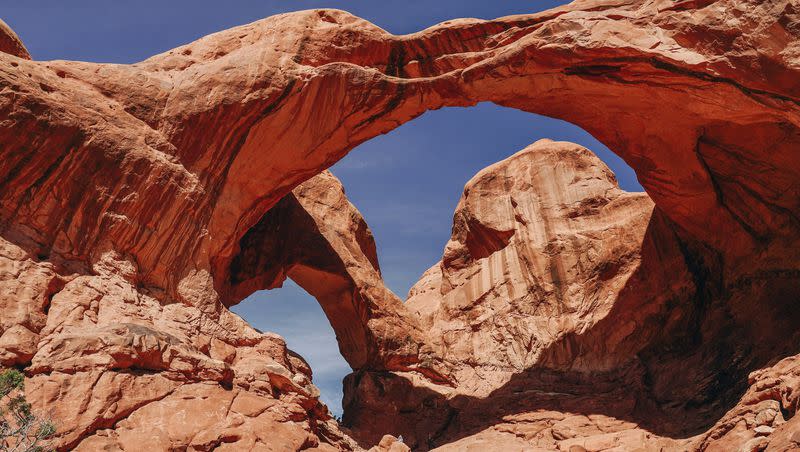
[0,369,55,452]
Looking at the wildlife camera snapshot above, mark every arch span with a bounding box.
[2,0,798,401]
[2,2,795,305]
[1,2,799,449]
[223,171,439,376]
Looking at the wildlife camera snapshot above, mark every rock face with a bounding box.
[226,171,443,379]
[344,138,799,451]
[0,1,799,450]
[344,140,687,449]
[407,139,657,378]
[3,172,368,451]
[0,19,29,60]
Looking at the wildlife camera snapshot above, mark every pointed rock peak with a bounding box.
[0,19,31,59]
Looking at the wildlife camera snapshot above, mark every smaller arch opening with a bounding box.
[231,281,350,417]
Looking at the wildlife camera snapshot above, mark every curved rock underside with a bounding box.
[0,0,799,450]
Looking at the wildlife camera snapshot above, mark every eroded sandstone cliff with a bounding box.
[0,0,799,450]
[346,139,799,451]
[2,172,369,451]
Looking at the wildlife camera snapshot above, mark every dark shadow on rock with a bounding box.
[224,190,375,370]
[342,208,800,450]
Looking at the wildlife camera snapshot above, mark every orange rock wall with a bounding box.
[1,1,799,450]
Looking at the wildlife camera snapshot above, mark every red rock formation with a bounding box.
[406,139,657,378]
[6,173,369,450]
[0,0,798,450]
[0,157,407,450]
[347,139,799,451]
[344,140,684,449]
[0,19,29,60]
[224,170,442,377]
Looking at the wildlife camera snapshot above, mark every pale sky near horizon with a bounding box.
[5,0,643,416]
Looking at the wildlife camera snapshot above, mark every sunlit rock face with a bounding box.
[1,0,799,450]
[348,138,797,451]
[407,139,658,378]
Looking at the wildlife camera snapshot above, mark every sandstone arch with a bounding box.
[225,170,435,374]
[0,1,799,449]
[1,1,796,317]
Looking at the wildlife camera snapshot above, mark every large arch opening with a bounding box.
[329,102,643,297]
[3,2,800,451]
[223,90,800,448]
[226,103,645,421]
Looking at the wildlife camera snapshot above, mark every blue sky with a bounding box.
[5,1,643,417]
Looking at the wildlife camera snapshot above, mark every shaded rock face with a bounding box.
[1,172,365,451]
[345,140,800,450]
[0,1,798,450]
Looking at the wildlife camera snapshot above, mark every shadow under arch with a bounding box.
[341,208,800,450]
[194,7,800,450]
[223,171,381,371]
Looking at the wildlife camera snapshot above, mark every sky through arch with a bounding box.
[234,102,642,417]
[4,0,643,418]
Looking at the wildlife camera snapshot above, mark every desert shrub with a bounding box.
[0,369,55,452]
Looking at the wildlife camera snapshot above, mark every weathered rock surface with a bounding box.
[407,139,657,378]
[1,172,367,450]
[0,19,29,60]
[348,139,800,451]
[226,170,443,379]
[0,0,799,450]
[344,141,685,449]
